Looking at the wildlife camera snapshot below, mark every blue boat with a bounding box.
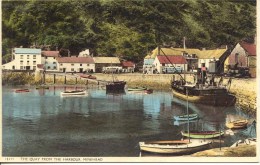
[173,114,198,121]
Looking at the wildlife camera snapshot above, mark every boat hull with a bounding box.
[60,90,87,97]
[106,81,126,91]
[139,141,211,154]
[181,131,224,139]
[174,114,198,121]
[172,89,236,106]
[226,120,248,129]
[128,87,147,91]
[15,89,30,93]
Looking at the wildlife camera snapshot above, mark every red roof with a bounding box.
[121,61,135,67]
[42,51,60,57]
[240,42,256,56]
[157,55,187,64]
[57,57,94,63]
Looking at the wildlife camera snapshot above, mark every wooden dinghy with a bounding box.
[128,87,147,91]
[144,89,153,94]
[181,131,224,139]
[15,89,30,93]
[226,119,248,129]
[173,113,198,121]
[139,139,211,154]
[79,74,97,79]
[60,90,87,97]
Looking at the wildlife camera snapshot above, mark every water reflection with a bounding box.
[2,86,255,157]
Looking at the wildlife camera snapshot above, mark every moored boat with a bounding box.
[15,89,30,93]
[60,90,87,97]
[128,87,147,91]
[144,89,153,94]
[106,81,126,92]
[171,64,236,106]
[173,113,198,121]
[172,82,236,106]
[139,139,211,154]
[181,131,224,139]
[79,73,96,79]
[226,119,248,129]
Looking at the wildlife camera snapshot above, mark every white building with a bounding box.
[79,49,90,57]
[2,48,42,70]
[153,55,187,74]
[42,51,60,71]
[57,56,95,73]
[197,48,227,73]
[93,57,121,73]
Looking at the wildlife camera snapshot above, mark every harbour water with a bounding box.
[2,86,255,157]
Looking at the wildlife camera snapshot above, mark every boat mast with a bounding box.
[160,48,186,83]
[186,89,190,143]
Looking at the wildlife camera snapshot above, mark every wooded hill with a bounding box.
[2,0,256,63]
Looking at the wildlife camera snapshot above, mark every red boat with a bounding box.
[145,89,153,94]
[79,74,96,79]
[15,89,30,93]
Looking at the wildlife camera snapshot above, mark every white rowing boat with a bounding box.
[60,90,87,97]
[139,139,211,154]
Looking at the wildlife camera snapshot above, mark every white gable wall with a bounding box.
[58,63,95,73]
[3,52,42,70]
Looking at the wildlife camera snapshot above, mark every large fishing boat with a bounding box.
[171,68,236,106]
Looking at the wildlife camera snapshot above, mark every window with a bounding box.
[162,63,165,66]
[20,55,23,59]
[47,66,50,69]
[53,57,56,59]
[80,64,82,66]
[20,60,23,65]
[235,53,239,64]
[27,61,29,65]
[71,68,74,71]
[87,64,89,66]
[20,66,23,70]
[27,55,29,59]
[53,62,56,64]
[71,64,74,66]
[33,55,36,59]
[54,66,57,69]
[45,57,47,59]
[33,61,36,65]
[33,66,36,70]
[60,63,63,66]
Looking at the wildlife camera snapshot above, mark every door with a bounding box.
[79,68,83,73]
